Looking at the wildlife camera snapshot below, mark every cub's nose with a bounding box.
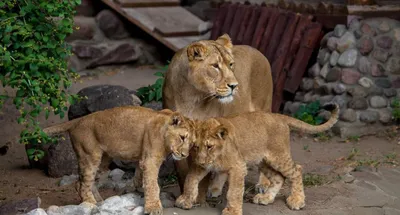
[228,84,238,91]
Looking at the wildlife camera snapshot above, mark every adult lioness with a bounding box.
[175,103,339,215]
[163,34,273,197]
[43,106,195,215]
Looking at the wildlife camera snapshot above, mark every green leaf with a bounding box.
[148,91,155,101]
[154,72,164,77]
[51,98,60,107]
[156,88,162,101]
[30,110,40,117]
[45,109,50,119]
[26,148,35,156]
[17,117,25,124]
[59,111,65,119]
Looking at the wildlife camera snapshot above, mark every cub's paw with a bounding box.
[144,200,163,215]
[253,193,275,205]
[255,182,270,194]
[286,194,305,210]
[175,195,193,210]
[207,187,223,198]
[222,207,241,215]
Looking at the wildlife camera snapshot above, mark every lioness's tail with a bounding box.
[43,118,82,135]
[277,103,339,134]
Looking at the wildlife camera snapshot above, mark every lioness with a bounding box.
[43,106,195,215]
[163,34,273,198]
[175,103,339,215]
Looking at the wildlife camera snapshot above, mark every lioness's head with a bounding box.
[165,112,196,161]
[193,119,229,167]
[186,34,239,104]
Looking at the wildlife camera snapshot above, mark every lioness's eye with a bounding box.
[207,145,213,150]
[212,64,219,69]
[229,63,233,68]
[180,135,185,141]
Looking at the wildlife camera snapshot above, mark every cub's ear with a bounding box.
[216,34,233,49]
[170,113,184,126]
[187,42,207,61]
[214,125,228,140]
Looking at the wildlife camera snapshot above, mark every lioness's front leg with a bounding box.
[223,166,247,215]
[142,158,164,215]
[175,165,209,210]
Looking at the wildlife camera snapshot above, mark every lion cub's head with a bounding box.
[164,112,196,161]
[186,34,239,104]
[193,119,230,167]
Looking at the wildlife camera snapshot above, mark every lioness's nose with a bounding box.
[181,151,188,157]
[228,84,238,90]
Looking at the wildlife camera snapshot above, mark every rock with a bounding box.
[338,49,358,67]
[360,110,379,123]
[326,67,341,82]
[289,102,302,114]
[379,109,392,124]
[72,44,102,59]
[185,1,215,21]
[318,110,332,121]
[294,92,304,102]
[360,23,376,36]
[308,63,320,77]
[371,63,386,77]
[369,96,388,108]
[66,17,104,42]
[357,36,374,55]
[311,94,320,102]
[332,95,347,109]
[320,31,333,47]
[122,170,135,180]
[95,10,130,40]
[75,0,95,17]
[320,95,334,105]
[109,168,125,182]
[68,85,141,120]
[47,202,94,215]
[384,89,397,97]
[387,57,400,74]
[348,18,361,31]
[375,78,392,89]
[354,29,363,39]
[392,77,400,88]
[343,173,355,183]
[47,134,78,178]
[327,37,339,51]
[317,49,330,65]
[368,86,384,96]
[394,28,400,41]
[376,36,393,49]
[303,92,313,103]
[329,51,340,66]
[341,68,361,85]
[348,86,368,98]
[0,198,41,215]
[334,24,347,37]
[336,31,356,53]
[348,98,368,110]
[372,49,391,63]
[357,56,372,74]
[334,83,346,95]
[378,21,391,33]
[340,109,357,122]
[300,78,314,91]
[26,208,47,215]
[96,193,141,214]
[142,101,163,111]
[160,192,176,208]
[320,63,330,79]
[283,101,293,114]
[59,174,79,186]
[358,77,374,88]
[395,42,400,57]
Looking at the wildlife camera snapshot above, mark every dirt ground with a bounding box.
[0,65,400,210]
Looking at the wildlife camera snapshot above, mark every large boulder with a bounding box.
[95,10,130,40]
[0,197,41,215]
[47,134,78,178]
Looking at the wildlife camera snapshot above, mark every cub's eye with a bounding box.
[207,145,213,150]
[180,135,186,141]
[229,63,234,68]
[212,64,219,69]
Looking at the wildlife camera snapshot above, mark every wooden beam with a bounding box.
[347,5,400,16]
[115,0,180,7]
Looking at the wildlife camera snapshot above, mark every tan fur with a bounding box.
[162,34,273,197]
[43,106,195,215]
[175,105,339,215]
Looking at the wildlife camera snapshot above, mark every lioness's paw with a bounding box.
[253,193,275,205]
[222,207,241,215]
[145,200,163,215]
[286,194,305,210]
[207,187,223,198]
[175,195,193,210]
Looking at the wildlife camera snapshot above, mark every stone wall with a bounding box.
[284,18,400,138]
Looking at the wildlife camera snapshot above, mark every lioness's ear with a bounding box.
[215,126,228,140]
[216,34,233,49]
[170,113,184,126]
[187,42,207,61]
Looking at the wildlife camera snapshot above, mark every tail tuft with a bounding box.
[322,103,338,112]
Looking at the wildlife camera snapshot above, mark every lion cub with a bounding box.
[175,103,339,215]
[43,106,195,215]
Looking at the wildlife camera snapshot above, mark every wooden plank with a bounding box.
[314,14,347,29]
[265,11,289,64]
[235,5,253,44]
[251,7,271,49]
[164,32,211,50]
[123,7,206,37]
[259,8,280,55]
[221,3,239,36]
[211,2,229,40]
[242,5,262,45]
[347,5,400,16]
[229,4,247,43]
[115,0,179,7]
[284,22,322,94]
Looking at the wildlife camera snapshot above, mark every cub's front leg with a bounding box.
[175,165,209,210]
[142,157,164,215]
[223,166,247,215]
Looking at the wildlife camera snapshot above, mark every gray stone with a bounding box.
[26,208,47,215]
[357,36,374,55]
[160,192,176,208]
[320,95,334,105]
[358,77,374,88]
[75,0,95,17]
[320,31,333,47]
[294,92,304,102]
[334,83,346,95]
[340,109,357,122]
[348,98,368,110]
[376,36,393,49]
[360,110,379,123]
[334,24,347,37]
[395,28,400,41]
[371,63,386,77]
[318,110,332,121]
[66,17,104,42]
[368,86,384,96]
[357,56,372,74]
[379,109,392,124]
[47,203,94,215]
[343,173,355,183]
[308,63,320,77]
[143,101,163,111]
[311,94,320,102]
[338,49,358,67]
[320,63,330,79]
[290,102,302,114]
[59,174,79,186]
[386,57,400,74]
[332,121,386,138]
[384,88,397,97]
[360,23,376,36]
[109,168,125,182]
[372,49,391,63]
[348,86,368,98]
[283,101,293,114]
[348,18,361,31]
[314,77,325,89]
[329,51,340,66]
[300,78,314,91]
[47,134,78,178]
[327,37,339,51]
[337,31,357,53]
[375,78,392,88]
[369,96,388,108]
[332,95,347,109]
[95,10,130,40]
[96,193,141,214]
[303,92,313,103]
[0,198,41,215]
[354,29,363,39]
[378,21,391,33]
[318,49,331,66]
[326,67,341,82]
[341,68,361,84]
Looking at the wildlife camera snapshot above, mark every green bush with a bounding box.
[136,63,169,105]
[293,100,323,125]
[391,98,400,123]
[0,0,81,161]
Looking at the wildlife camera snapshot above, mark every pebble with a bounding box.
[300,78,314,91]
[386,57,400,74]
[357,56,372,74]
[376,36,393,49]
[26,209,47,215]
[320,63,330,79]
[340,109,357,122]
[369,96,388,108]
[334,83,346,95]
[384,88,397,97]
[360,23,376,36]
[59,174,79,186]
[332,95,347,109]
[375,78,392,89]
[338,49,358,67]
[308,63,321,77]
[333,24,347,37]
[343,173,355,183]
[348,18,361,31]
[326,67,341,82]
[392,77,400,88]
[348,86,368,98]
[357,36,374,55]
[358,77,374,88]
[360,110,379,123]
[394,28,400,41]
[371,63,386,77]
[372,49,391,63]
[379,109,392,124]
[294,92,304,102]
[327,37,339,51]
[336,31,356,53]
[348,98,368,110]
[341,68,361,85]
[109,168,125,182]
[378,21,391,33]
[318,49,331,66]
[368,86,384,96]
[329,51,340,66]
